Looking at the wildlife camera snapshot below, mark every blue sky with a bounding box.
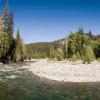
[0,0,100,43]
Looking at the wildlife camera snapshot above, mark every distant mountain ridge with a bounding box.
[27,38,66,46]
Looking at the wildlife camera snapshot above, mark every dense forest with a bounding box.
[0,5,100,63]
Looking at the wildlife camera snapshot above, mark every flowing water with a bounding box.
[0,62,100,100]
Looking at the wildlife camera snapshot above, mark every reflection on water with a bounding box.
[0,62,100,100]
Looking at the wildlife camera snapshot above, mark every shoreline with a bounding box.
[23,60,100,82]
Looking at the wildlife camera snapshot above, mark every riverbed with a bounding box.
[27,60,100,82]
[0,61,100,100]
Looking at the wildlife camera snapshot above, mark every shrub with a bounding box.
[50,48,64,61]
[83,46,95,63]
[55,48,64,61]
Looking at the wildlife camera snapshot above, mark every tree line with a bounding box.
[0,6,100,63]
[27,28,100,63]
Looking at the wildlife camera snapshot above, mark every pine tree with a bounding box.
[78,27,84,35]
[7,12,14,45]
[1,5,14,61]
[2,5,8,34]
[14,29,25,62]
[65,36,68,58]
[7,12,14,60]
[0,5,8,61]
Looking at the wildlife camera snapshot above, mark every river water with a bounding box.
[0,62,100,100]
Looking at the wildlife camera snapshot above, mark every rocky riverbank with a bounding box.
[25,60,100,82]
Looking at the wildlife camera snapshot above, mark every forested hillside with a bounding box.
[27,28,100,63]
[26,38,67,59]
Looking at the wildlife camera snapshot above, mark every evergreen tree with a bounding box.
[7,12,14,45]
[1,5,8,60]
[65,36,68,58]
[88,30,93,37]
[67,30,93,61]
[2,5,8,34]
[14,29,25,62]
[78,27,84,35]
[0,4,28,63]
[1,5,14,61]
[67,33,77,58]
[7,12,14,60]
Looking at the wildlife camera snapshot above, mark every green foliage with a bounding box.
[83,46,95,63]
[50,48,64,61]
[26,42,51,59]
[13,29,26,62]
[32,52,47,59]
[0,5,15,62]
[2,5,8,34]
[0,33,3,58]
[7,12,14,37]
[91,38,100,58]
[67,33,76,58]
[0,4,27,63]
[71,52,81,62]
[78,27,84,35]
[97,58,100,61]
[67,29,95,62]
